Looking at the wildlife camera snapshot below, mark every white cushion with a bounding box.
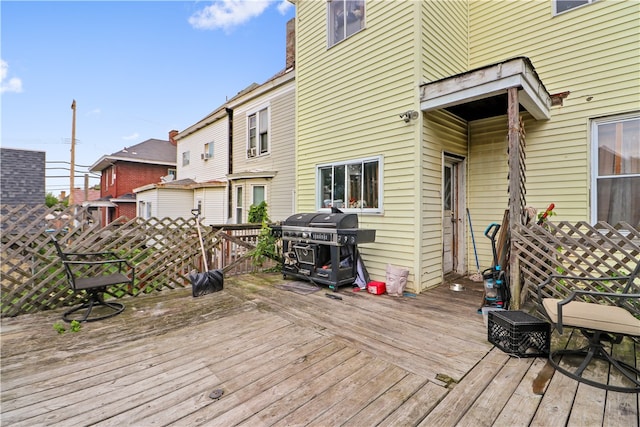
[543,298,640,336]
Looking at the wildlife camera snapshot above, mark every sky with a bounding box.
[1,0,295,195]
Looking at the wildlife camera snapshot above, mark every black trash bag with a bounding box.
[190,269,224,297]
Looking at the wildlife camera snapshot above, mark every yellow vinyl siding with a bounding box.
[467,116,509,269]
[421,110,468,289]
[296,0,421,286]
[421,0,468,81]
[465,0,640,227]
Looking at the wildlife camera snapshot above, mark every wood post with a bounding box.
[507,87,521,309]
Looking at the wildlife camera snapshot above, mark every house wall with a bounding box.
[417,0,470,289]
[177,115,229,182]
[231,76,296,222]
[461,0,640,268]
[193,187,227,225]
[421,0,468,81]
[136,189,159,218]
[101,162,171,198]
[421,110,469,287]
[295,1,422,289]
[155,189,196,219]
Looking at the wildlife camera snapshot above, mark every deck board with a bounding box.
[1,272,637,426]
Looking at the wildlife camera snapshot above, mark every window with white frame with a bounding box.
[138,201,152,219]
[328,0,365,47]
[203,142,214,159]
[252,185,265,206]
[592,114,639,225]
[317,156,381,212]
[554,0,596,15]
[182,150,190,166]
[235,186,243,224]
[248,107,269,158]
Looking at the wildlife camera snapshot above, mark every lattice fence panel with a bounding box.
[513,221,639,317]
[1,204,271,317]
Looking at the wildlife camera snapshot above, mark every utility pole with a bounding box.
[70,99,76,205]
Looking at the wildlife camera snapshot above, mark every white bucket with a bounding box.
[481,306,505,327]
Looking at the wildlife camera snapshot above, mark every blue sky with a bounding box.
[1,0,295,194]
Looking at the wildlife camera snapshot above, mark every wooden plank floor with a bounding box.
[1,273,638,426]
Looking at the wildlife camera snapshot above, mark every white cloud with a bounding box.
[189,0,272,31]
[86,108,102,116]
[1,59,23,94]
[277,0,292,15]
[123,132,140,141]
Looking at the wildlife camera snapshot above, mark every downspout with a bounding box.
[226,107,234,222]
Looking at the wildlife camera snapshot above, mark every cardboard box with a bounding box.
[367,281,386,295]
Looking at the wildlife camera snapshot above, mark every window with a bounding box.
[328,0,365,47]
[248,107,269,157]
[236,186,243,224]
[139,201,152,219]
[554,0,596,15]
[252,185,265,205]
[167,169,176,179]
[592,114,639,225]
[203,142,214,159]
[182,151,190,166]
[317,156,381,212]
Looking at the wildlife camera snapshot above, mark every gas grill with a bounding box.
[271,212,376,290]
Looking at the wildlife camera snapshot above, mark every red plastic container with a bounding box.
[367,281,386,295]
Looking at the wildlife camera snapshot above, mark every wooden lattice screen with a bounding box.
[1,204,274,317]
[513,221,640,317]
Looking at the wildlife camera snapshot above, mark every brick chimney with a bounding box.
[286,18,295,70]
[169,130,179,146]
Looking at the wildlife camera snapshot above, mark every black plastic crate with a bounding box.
[488,310,550,357]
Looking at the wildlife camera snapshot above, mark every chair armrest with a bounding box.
[537,272,635,301]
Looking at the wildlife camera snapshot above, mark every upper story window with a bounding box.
[248,107,269,158]
[591,113,639,225]
[182,150,190,167]
[328,0,365,47]
[317,156,382,213]
[203,142,214,160]
[554,0,596,15]
[167,168,176,179]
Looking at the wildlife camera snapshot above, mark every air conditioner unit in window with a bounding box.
[247,147,257,157]
[201,153,211,160]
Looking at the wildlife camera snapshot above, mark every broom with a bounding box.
[467,208,483,282]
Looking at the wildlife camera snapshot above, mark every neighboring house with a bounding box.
[0,148,46,205]
[58,188,101,205]
[89,135,177,225]
[292,0,639,293]
[136,19,297,226]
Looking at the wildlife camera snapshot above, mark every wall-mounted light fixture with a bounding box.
[400,110,419,123]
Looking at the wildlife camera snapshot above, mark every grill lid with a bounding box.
[283,212,358,229]
[282,213,319,227]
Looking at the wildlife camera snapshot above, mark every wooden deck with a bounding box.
[1,273,638,426]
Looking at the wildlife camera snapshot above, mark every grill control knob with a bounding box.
[302,232,310,239]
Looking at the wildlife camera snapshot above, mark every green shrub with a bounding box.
[248,201,269,224]
[250,221,281,269]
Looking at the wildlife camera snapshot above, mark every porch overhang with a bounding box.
[420,57,552,121]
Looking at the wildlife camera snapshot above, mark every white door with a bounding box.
[443,156,464,274]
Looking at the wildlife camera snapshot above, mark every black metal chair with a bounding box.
[52,237,134,322]
[537,263,640,393]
